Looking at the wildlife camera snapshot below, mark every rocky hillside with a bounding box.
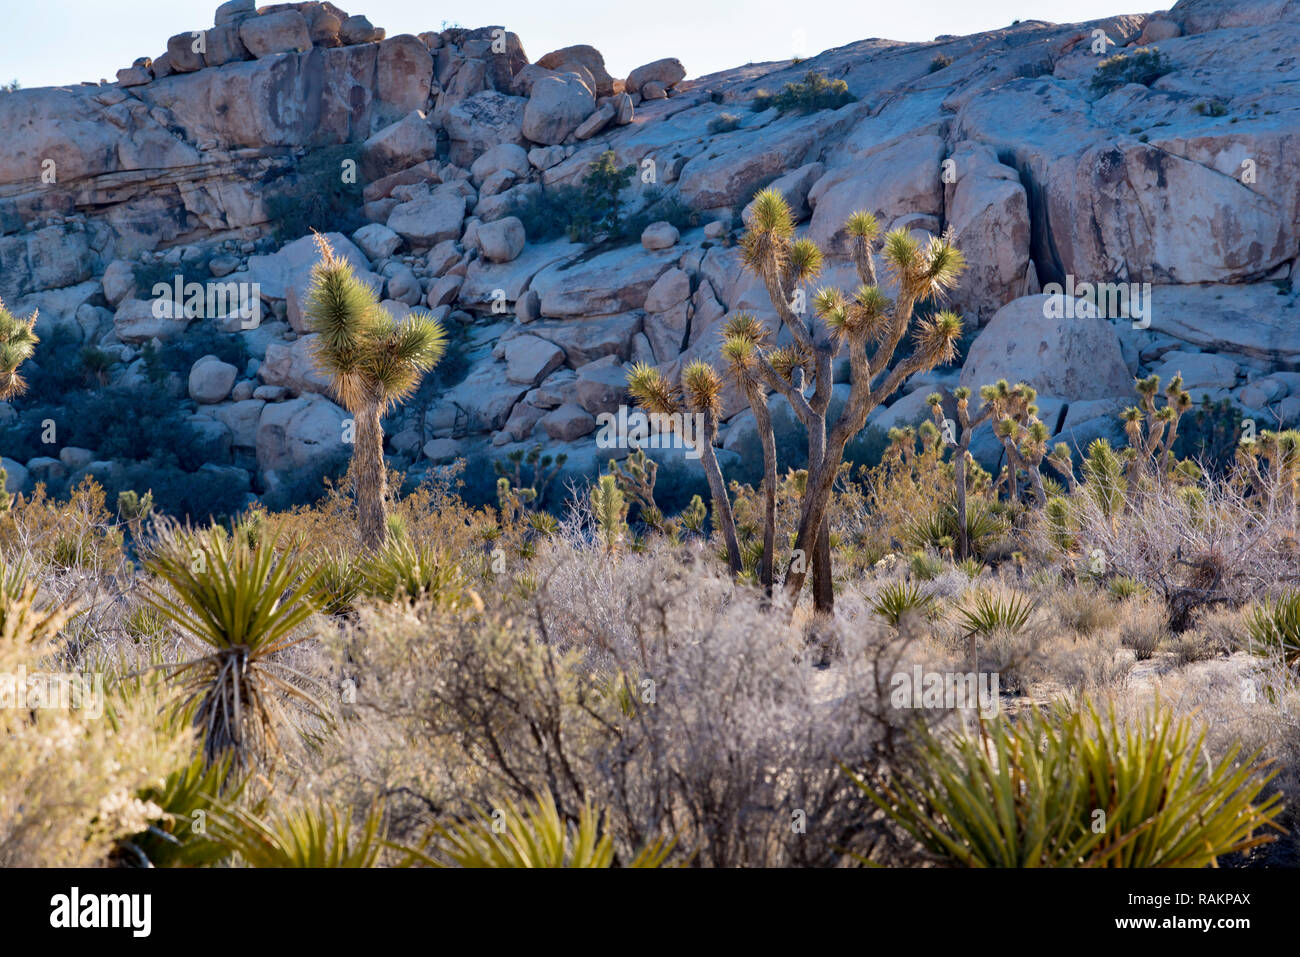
[0,0,1296,514]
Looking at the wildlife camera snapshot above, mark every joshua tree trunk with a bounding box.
[747,384,778,595]
[353,400,388,550]
[695,410,743,576]
[954,444,971,560]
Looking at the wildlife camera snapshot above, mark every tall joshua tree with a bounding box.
[739,189,966,612]
[305,234,447,549]
[926,387,994,560]
[628,188,966,613]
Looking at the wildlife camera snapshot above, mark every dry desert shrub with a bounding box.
[0,574,191,866]
[326,543,944,867]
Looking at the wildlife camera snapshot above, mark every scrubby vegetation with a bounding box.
[1089,46,1172,95]
[4,364,1298,867]
[511,149,699,245]
[3,188,1298,873]
[752,70,857,114]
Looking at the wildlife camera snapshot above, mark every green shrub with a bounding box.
[359,535,471,608]
[928,54,954,73]
[870,579,936,626]
[208,801,386,868]
[1089,47,1172,95]
[1194,98,1229,117]
[850,699,1282,867]
[751,70,856,114]
[707,112,743,134]
[406,788,675,868]
[263,144,365,244]
[1246,590,1300,666]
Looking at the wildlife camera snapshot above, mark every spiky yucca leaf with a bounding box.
[913,310,963,365]
[208,801,386,868]
[141,523,326,767]
[870,580,936,626]
[767,345,802,382]
[682,359,722,416]
[845,209,880,240]
[747,187,795,237]
[722,333,758,371]
[921,234,966,294]
[881,228,922,276]
[787,238,824,282]
[408,788,674,868]
[626,361,679,415]
[850,699,1282,868]
[723,311,768,345]
[360,308,448,410]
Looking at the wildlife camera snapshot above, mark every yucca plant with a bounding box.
[956,588,1035,671]
[141,523,326,768]
[305,233,448,549]
[1246,590,1300,666]
[311,549,361,616]
[850,699,1281,867]
[358,535,472,609]
[407,788,675,868]
[1107,575,1147,601]
[207,801,386,868]
[115,752,243,868]
[870,580,936,627]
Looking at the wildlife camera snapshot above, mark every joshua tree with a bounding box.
[305,234,447,549]
[978,380,1051,507]
[628,189,966,613]
[721,313,778,593]
[1122,373,1193,483]
[741,189,965,612]
[0,296,38,401]
[609,448,664,531]
[926,387,995,559]
[627,359,743,575]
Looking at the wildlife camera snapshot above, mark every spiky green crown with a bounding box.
[626,362,679,415]
[681,359,723,416]
[304,234,447,411]
[785,238,823,284]
[0,295,39,401]
[913,310,963,366]
[845,210,879,241]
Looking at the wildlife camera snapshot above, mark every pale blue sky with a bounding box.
[2,0,1171,89]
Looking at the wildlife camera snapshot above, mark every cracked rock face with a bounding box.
[1,0,1297,505]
